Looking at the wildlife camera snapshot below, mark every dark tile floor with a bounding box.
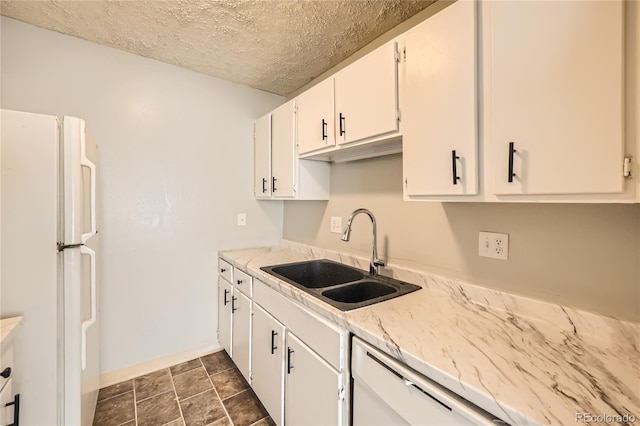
[93,350,275,426]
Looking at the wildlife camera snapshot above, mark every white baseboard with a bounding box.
[99,342,222,388]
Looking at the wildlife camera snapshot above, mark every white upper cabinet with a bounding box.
[402,0,478,198]
[489,0,625,196]
[334,41,400,145]
[254,114,271,199]
[254,101,330,200]
[296,78,335,155]
[271,101,297,198]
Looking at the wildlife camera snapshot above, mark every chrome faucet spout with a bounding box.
[341,208,385,276]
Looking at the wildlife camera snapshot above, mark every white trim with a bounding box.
[99,343,222,388]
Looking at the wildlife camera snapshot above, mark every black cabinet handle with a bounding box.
[231,296,238,313]
[1,367,11,378]
[237,279,243,285]
[339,113,345,136]
[271,330,278,355]
[272,176,277,192]
[508,142,516,183]
[287,347,294,374]
[6,393,20,426]
[262,178,267,193]
[321,119,327,141]
[220,268,226,273]
[452,150,461,185]
[223,289,229,306]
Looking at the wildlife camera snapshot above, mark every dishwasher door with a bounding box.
[351,337,506,425]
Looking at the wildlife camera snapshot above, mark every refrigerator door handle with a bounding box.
[80,135,97,244]
[80,245,96,371]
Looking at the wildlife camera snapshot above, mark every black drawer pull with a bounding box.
[452,150,461,185]
[287,347,294,374]
[220,268,226,273]
[339,113,345,136]
[6,393,20,426]
[262,178,267,193]
[237,279,243,285]
[231,296,238,313]
[508,142,516,183]
[271,330,278,355]
[272,176,278,192]
[321,119,327,141]
[223,289,229,306]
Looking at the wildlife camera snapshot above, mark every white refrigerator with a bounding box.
[1,109,100,425]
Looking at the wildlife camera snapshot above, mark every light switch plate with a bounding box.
[330,216,342,233]
[237,213,247,226]
[479,231,509,260]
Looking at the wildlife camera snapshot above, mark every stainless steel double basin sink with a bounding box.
[261,259,420,311]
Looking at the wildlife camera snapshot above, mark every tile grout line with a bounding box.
[168,368,186,426]
[96,387,134,405]
[133,380,138,426]
[220,388,252,403]
[169,361,202,379]
[201,356,235,425]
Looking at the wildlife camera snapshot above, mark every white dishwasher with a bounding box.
[351,337,508,425]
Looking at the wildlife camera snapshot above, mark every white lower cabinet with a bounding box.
[231,291,251,383]
[251,277,348,426]
[285,332,341,426]
[217,261,349,426]
[218,273,252,382]
[218,277,232,356]
[251,304,285,426]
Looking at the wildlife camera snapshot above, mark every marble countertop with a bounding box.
[0,316,23,347]
[220,241,640,426]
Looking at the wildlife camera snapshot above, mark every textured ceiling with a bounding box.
[0,0,434,96]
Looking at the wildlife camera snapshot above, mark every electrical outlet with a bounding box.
[330,216,342,233]
[237,213,247,226]
[479,231,509,260]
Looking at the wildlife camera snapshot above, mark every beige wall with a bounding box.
[283,154,640,322]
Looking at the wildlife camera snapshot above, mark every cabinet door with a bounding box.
[296,78,335,155]
[231,291,251,383]
[254,114,272,198]
[251,304,285,426]
[285,332,340,426]
[271,101,296,198]
[403,0,478,197]
[218,278,232,356]
[490,0,624,195]
[335,41,399,145]
[0,379,14,426]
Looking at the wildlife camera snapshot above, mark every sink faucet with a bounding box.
[341,208,385,276]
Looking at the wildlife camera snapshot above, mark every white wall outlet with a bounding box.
[330,216,342,233]
[237,213,247,226]
[479,231,509,260]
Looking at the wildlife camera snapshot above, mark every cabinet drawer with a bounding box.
[234,269,253,298]
[254,279,343,371]
[218,258,233,283]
